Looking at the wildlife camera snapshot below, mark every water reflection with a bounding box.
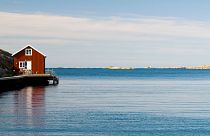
[14,86,46,129]
[2,78,210,136]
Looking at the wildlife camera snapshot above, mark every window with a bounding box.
[19,61,27,69]
[25,49,32,56]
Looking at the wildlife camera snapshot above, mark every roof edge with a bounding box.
[12,45,47,57]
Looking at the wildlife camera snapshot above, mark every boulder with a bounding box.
[0,49,13,77]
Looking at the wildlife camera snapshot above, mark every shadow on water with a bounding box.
[0,83,57,95]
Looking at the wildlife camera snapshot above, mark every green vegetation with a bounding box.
[0,49,13,77]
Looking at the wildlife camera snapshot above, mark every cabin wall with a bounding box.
[13,48,45,74]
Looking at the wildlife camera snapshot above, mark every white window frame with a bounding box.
[25,49,32,56]
[19,61,27,69]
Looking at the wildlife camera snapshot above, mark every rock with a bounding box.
[0,49,13,77]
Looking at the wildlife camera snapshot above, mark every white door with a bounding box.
[26,61,32,70]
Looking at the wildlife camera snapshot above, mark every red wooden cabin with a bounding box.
[12,45,46,75]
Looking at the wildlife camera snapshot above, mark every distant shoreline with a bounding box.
[48,67,210,70]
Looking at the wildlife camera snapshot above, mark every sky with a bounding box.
[1,0,210,67]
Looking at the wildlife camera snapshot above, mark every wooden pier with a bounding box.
[0,74,59,91]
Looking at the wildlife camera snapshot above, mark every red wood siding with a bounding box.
[13,47,45,74]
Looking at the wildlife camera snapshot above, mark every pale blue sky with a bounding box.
[1,0,210,20]
[1,0,210,67]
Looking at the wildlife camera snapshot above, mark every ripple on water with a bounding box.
[1,78,210,135]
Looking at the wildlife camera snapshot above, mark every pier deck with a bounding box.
[0,74,59,91]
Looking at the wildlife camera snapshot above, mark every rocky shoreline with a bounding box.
[0,49,13,77]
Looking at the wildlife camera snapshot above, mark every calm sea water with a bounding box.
[1,68,210,136]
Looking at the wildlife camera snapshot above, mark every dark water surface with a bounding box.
[1,68,210,135]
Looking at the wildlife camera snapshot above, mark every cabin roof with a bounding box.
[12,45,46,57]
